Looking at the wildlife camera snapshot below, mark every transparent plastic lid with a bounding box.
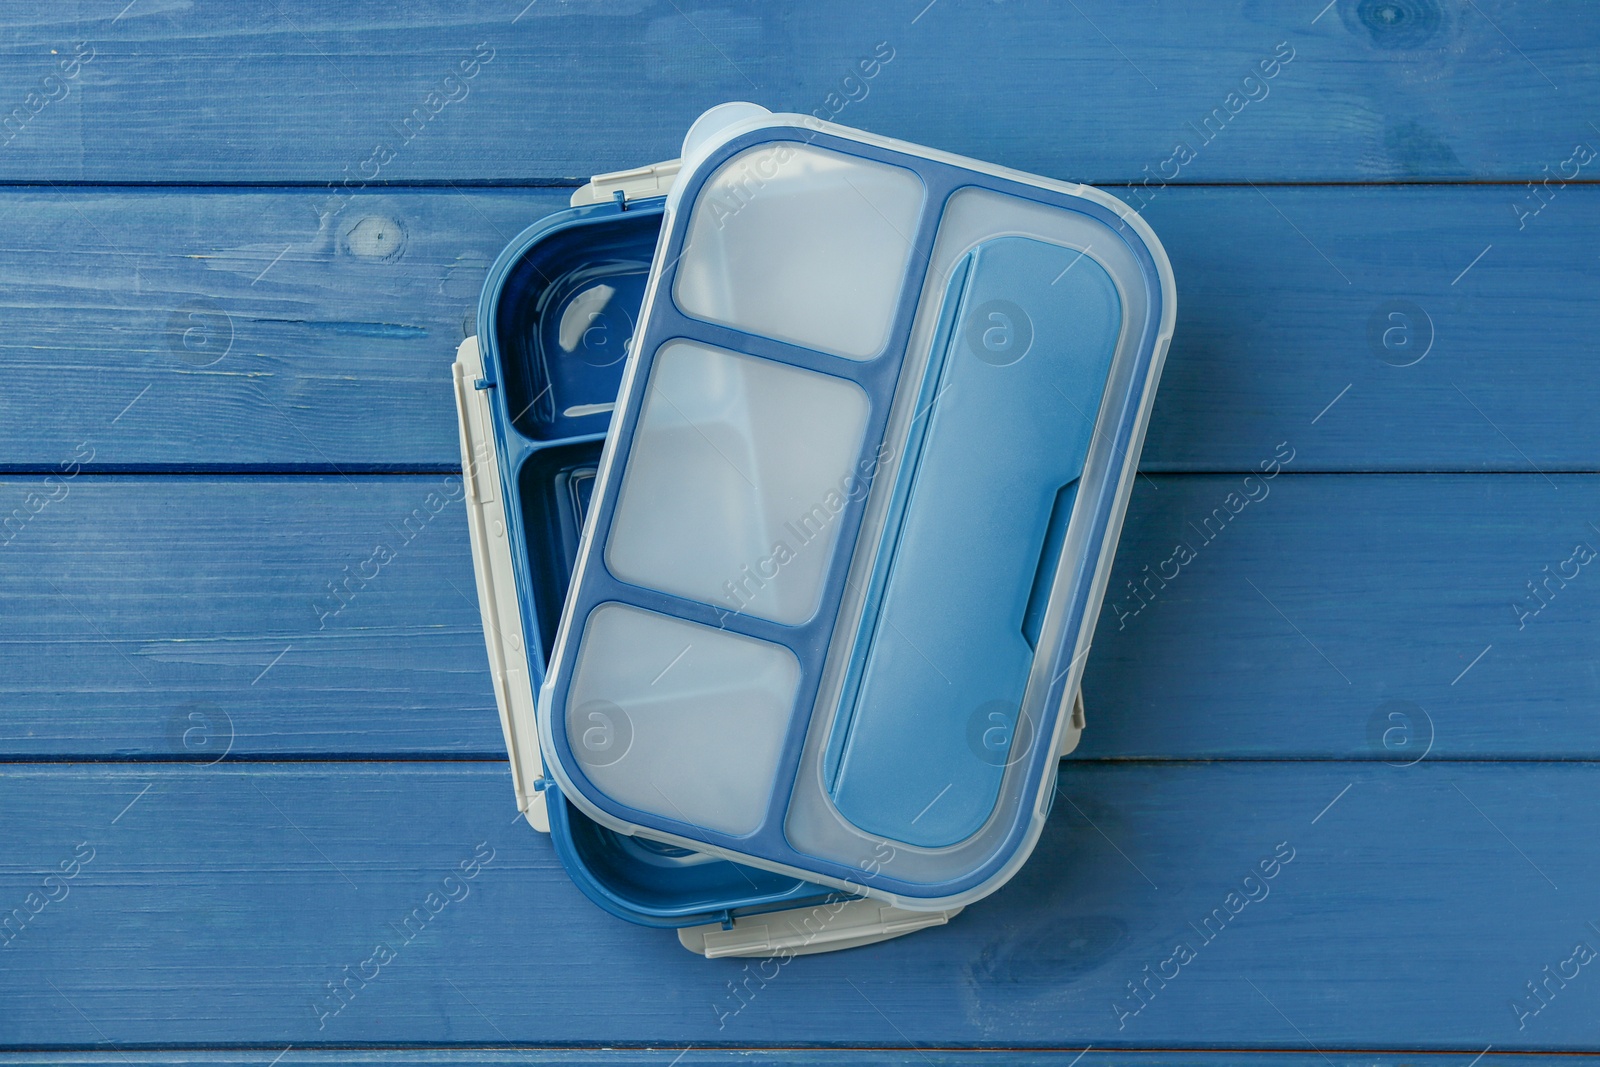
[536,104,1176,910]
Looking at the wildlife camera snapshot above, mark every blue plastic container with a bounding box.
[535,105,1175,911]
[457,103,1175,948]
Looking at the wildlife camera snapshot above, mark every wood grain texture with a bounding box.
[5,1,1596,1058]
[0,476,501,758]
[1081,473,1600,759]
[0,1,1589,184]
[0,1056,1592,1067]
[4,473,1598,760]
[0,188,569,472]
[1136,186,1600,474]
[2,186,1595,473]
[1,761,1594,1049]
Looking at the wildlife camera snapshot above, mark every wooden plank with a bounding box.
[4,472,1599,760]
[2,760,1596,1049]
[0,476,502,758]
[0,188,569,472]
[1135,185,1600,474]
[0,2,1591,184]
[0,1056,1593,1067]
[2,186,1596,473]
[1079,472,1600,759]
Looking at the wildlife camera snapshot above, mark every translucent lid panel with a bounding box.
[604,340,870,625]
[566,603,800,837]
[672,144,923,360]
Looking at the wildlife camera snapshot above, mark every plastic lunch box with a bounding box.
[454,103,1175,956]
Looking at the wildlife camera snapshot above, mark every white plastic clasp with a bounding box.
[677,899,961,958]
[569,159,683,208]
[453,336,548,832]
[1059,687,1087,756]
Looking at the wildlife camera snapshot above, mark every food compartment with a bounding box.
[516,440,602,662]
[492,214,652,441]
[564,603,801,836]
[673,143,924,361]
[604,340,871,625]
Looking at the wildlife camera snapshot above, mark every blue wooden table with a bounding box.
[3,1,1598,1062]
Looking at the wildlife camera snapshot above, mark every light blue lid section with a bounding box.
[566,602,800,837]
[604,340,871,625]
[672,142,924,361]
[827,236,1122,848]
[535,111,1175,909]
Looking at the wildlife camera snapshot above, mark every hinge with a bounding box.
[1058,687,1087,757]
[569,158,683,209]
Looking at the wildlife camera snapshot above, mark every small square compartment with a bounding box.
[604,339,872,625]
[566,602,801,837]
[491,215,650,441]
[673,142,924,361]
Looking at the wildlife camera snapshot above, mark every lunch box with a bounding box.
[454,103,1175,954]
